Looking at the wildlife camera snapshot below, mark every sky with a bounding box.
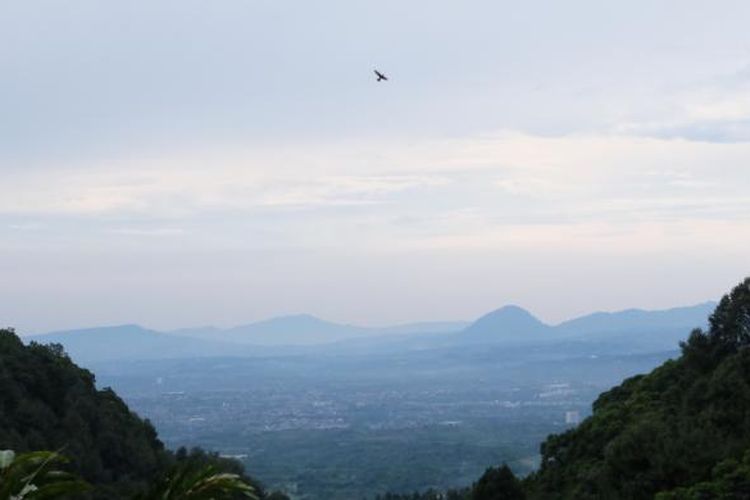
[2,1,750,333]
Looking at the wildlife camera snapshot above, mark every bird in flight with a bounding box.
[374,69,388,82]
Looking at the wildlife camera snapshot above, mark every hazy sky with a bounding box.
[2,1,749,333]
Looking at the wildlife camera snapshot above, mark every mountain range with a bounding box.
[169,315,470,346]
[25,302,715,364]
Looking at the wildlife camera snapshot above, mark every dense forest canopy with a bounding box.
[0,331,164,498]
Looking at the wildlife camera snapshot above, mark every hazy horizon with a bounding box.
[2,1,749,333]
[18,298,718,337]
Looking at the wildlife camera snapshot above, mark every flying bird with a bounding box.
[374,69,388,82]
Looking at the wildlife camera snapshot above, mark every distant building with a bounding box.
[565,411,581,425]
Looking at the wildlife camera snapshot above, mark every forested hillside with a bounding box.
[0,328,286,499]
[527,277,750,499]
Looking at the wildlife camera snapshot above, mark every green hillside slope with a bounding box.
[0,330,168,498]
[0,329,286,499]
[528,277,750,499]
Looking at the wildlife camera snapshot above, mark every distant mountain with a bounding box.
[170,315,469,346]
[28,302,717,362]
[461,305,551,342]
[457,302,715,349]
[223,314,367,345]
[30,324,254,363]
[27,318,468,363]
[549,302,716,352]
[555,302,715,336]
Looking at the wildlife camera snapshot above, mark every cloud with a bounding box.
[2,105,749,265]
[255,175,451,209]
[108,227,186,236]
[620,120,750,143]
[2,130,748,232]
[615,63,750,143]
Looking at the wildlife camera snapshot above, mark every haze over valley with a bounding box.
[21,300,716,498]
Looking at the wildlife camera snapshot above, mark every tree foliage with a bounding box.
[471,465,524,500]
[0,330,168,498]
[0,449,89,499]
[135,461,257,500]
[655,449,750,500]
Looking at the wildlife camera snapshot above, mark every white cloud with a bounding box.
[108,227,186,236]
[614,63,750,142]
[2,132,748,240]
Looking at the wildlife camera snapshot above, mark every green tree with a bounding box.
[0,449,89,499]
[655,449,750,499]
[472,465,525,500]
[136,461,258,500]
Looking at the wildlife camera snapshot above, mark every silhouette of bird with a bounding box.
[374,69,388,82]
